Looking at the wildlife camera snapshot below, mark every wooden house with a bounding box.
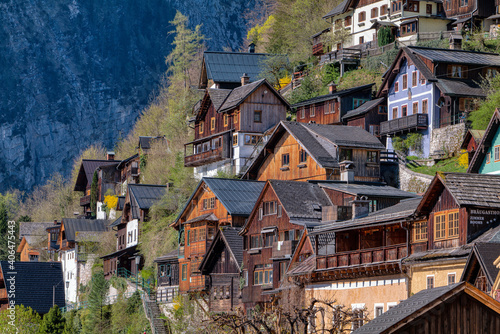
[379,46,500,158]
[199,227,244,312]
[17,236,44,262]
[185,79,289,178]
[16,222,54,262]
[0,262,65,314]
[407,173,500,295]
[287,198,421,328]
[461,129,485,164]
[468,109,500,174]
[46,221,62,261]
[117,153,140,190]
[445,0,495,31]
[171,178,264,294]
[291,84,374,125]
[461,243,500,298]
[102,184,166,278]
[154,250,179,303]
[73,154,120,217]
[198,48,275,89]
[242,121,385,182]
[352,282,500,334]
[342,97,387,141]
[239,180,332,310]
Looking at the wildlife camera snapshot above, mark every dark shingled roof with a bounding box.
[199,226,243,274]
[154,249,178,263]
[270,180,332,222]
[352,283,463,333]
[0,261,65,314]
[343,97,385,120]
[409,46,500,66]
[74,159,119,191]
[436,78,487,98]
[207,88,231,111]
[468,109,500,173]
[438,173,500,208]
[19,222,54,240]
[128,184,167,210]
[291,84,374,108]
[202,51,273,84]
[323,0,354,19]
[462,243,500,287]
[62,218,110,242]
[317,182,418,199]
[109,216,122,227]
[116,153,139,170]
[287,254,316,276]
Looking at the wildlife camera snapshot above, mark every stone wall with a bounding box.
[399,164,433,193]
[430,123,467,158]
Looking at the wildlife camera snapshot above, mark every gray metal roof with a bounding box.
[62,218,110,242]
[128,184,167,210]
[203,51,273,84]
[203,178,265,216]
[343,97,385,120]
[408,46,500,66]
[436,78,487,98]
[352,283,463,333]
[0,261,65,314]
[323,0,354,19]
[291,84,374,108]
[19,222,54,239]
[317,182,418,199]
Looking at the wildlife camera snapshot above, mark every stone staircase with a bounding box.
[142,294,170,334]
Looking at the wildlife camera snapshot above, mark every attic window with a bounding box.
[254,110,262,123]
[312,204,321,211]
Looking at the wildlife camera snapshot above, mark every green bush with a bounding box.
[378,26,394,47]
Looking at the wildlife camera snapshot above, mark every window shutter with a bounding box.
[459,98,465,111]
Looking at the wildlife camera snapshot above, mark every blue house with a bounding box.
[468,109,500,174]
[378,46,500,158]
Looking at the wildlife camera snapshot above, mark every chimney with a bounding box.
[351,196,370,219]
[241,73,250,86]
[340,161,355,183]
[328,82,337,94]
[107,151,115,161]
[248,43,256,53]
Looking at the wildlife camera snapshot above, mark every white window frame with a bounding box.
[426,275,435,289]
[387,302,398,310]
[374,303,384,318]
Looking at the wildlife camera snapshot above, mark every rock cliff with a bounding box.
[0,0,254,191]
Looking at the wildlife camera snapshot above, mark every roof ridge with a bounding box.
[408,45,500,56]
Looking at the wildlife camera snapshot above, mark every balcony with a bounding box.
[184,146,225,167]
[80,195,91,206]
[156,286,179,303]
[316,244,407,270]
[272,240,298,259]
[380,114,428,136]
[312,42,324,56]
[320,48,361,65]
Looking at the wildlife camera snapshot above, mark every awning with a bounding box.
[261,226,278,234]
[452,16,472,26]
[370,20,397,29]
[183,213,219,225]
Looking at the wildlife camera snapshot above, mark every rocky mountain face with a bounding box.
[0,0,255,192]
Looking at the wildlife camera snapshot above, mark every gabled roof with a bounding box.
[138,136,166,150]
[199,226,243,274]
[468,109,500,173]
[74,159,119,191]
[109,216,122,227]
[128,184,167,210]
[154,249,178,263]
[316,181,418,199]
[417,173,500,216]
[461,129,486,150]
[173,178,265,227]
[409,46,500,67]
[200,51,273,85]
[0,261,65,314]
[462,242,500,288]
[116,153,139,170]
[62,218,110,243]
[342,97,385,120]
[352,282,500,333]
[207,88,231,111]
[291,83,374,108]
[19,222,54,240]
[323,0,356,19]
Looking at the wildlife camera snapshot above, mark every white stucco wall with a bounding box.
[126,219,139,248]
[61,249,78,304]
[96,201,106,219]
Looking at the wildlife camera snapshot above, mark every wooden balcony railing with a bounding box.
[184,146,224,167]
[316,244,407,270]
[320,48,361,64]
[312,43,324,56]
[156,286,179,303]
[272,240,298,259]
[380,114,428,136]
[80,195,91,206]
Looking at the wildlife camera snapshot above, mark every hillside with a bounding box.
[0,0,256,192]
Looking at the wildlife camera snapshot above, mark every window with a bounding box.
[496,146,500,161]
[244,134,261,145]
[426,4,432,14]
[449,65,467,78]
[422,99,428,114]
[371,7,378,18]
[264,233,274,247]
[434,213,446,240]
[345,16,352,26]
[310,105,315,117]
[340,149,352,161]
[427,276,434,289]
[234,111,239,123]
[233,133,238,146]
[380,5,388,15]
[199,121,204,134]
[448,211,459,237]
[374,305,384,318]
[487,153,491,164]
[351,309,364,330]
[300,107,305,119]
[202,197,216,210]
[486,68,498,78]
[299,149,308,163]
[251,235,263,249]
[278,205,282,218]
[448,273,456,285]
[243,270,248,286]
[402,74,408,90]
[259,207,263,220]
[401,22,417,36]
[367,151,378,163]
[392,1,401,12]
[279,261,287,281]
[378,105,387,114]
[359,36,364,44]
[395,81,399,92]
[358,11,366,22]
[460,98,474,111]
[254,110,262,123]
[211,117,216,130]
[407,1,419,12]
[353,98,368,109]
[223,114,228,127]
[254,264,273,285]
[460,0,468,7]
[402,105,407,117]
[413,102,418,115]
[412,71,418,87]
[392,107,398,119]
[413,221,428,242]
[369,199,377,213]
[263,201,277,215]
[181,264,188,281]
[282,153,290,166]
[420,72,426,85]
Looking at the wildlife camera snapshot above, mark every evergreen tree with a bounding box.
[38,305,66,334]
[83,271,110,333]
[0,305,42,334]
[90,171,98,217]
